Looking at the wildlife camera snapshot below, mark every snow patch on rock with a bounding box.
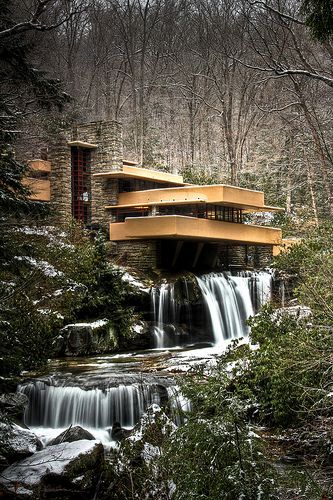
[0,440,104,497]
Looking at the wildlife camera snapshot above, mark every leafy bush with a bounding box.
[159,367,276,500]
[229,307,333,428]
[0,223,134,376]
[275,223,333,325]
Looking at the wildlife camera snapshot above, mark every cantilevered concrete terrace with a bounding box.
[103,166,282,247]
[107,184,281,212]
[109,216,282,246]
[24,160,51,202]
[93,164,186,186]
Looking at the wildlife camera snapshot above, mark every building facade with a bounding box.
[25,120,282,271]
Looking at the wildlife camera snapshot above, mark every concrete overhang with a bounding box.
[110,215,282,246]
[123,160,139,166]
[23,178,51,201]
[116,184,283,212]
[29,159,51,172]
[105,198,208,209]
[93,165,186,185]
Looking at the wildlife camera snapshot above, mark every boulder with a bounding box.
[48,426,95,446]
[0,392,29,423]
[273,305,312,323]
[61,324,93,356]
[0,424,42,462]
[0,440,104,498]
[110,422,131,441]
[55,321,117,356]
[121,320,151,350]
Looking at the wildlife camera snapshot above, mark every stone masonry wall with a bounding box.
[253,246,273,268]
[75,121,123,226]
[113,240,158,272]
[215,244,273,269]
[49,120,122,226]
[48,130,72,225]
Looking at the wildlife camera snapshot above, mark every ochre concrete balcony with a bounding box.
[23,160,51,201]
[23,178,51,201]
[110,215,282,246]
[93,165,186,186]
[116,185,280,212]
[29,159,51,172]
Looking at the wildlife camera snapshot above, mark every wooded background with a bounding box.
[7,0,333,229]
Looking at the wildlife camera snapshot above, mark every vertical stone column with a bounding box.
[75,121,123,227]
[48,120,123,228]
[48,130,72,225]
[228,245,248,268]
[253,246,273,268]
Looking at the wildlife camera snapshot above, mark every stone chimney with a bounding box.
[74,121,123,226]
[49,120,123,227]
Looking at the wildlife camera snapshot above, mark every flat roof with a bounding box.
[93,165,186,185]
[115,184,283,212]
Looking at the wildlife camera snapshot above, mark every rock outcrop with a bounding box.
[0,424,42,463]
[0,440,104,498]
[48,426,95,446]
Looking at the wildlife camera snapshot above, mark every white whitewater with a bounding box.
[151,271,273,348]
[18,381,166,431]
[18,270,273,446]
[197,273,253,346]
[151,283,173,348]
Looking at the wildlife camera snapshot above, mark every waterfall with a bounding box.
[151,283,177,348]
[151,280,191,348]
[151,271,273,348]
[197,273,253,346]
[18,380,169,431]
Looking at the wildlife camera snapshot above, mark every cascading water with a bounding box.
[197,273,253,346]
[18,378,173,444]
[151,270,273,349]
[151,279,193,348]
[237,270,273,310]
[17,270,273,449]
[19,380,165,429]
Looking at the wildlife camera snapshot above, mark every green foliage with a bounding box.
[73,231,133,341]
[104,407,174,499]
[0,298,60,376]
[275,223,333,324]
[162,372,276,500]
[107,366,274,500]
[106,382,276,499]
[0,224,134,377]
[181,165,217,185]
[245,308,333,427]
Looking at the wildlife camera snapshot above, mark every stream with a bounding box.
[18,270,273,447]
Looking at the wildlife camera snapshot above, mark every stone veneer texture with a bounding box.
[49,130,72,225]
[114,240,158,272]
[75,121,123,226]
[49,120,123,226]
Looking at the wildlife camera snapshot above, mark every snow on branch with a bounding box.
[0,0,87,40]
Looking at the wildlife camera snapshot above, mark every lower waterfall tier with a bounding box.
[18,377,190,439]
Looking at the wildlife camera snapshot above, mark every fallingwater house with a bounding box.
[24,120,282,271]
